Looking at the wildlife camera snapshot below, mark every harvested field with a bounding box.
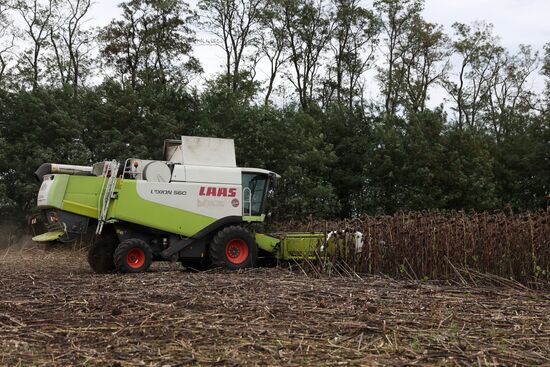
[1,247,550,366]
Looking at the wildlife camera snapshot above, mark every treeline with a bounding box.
[0,0,549,226]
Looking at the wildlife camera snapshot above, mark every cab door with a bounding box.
[241,173,269,216]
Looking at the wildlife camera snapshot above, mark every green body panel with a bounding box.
[39,174,101,217]
[44,175,70,208]
[41,175,219,237]
[255,233,281,253]
[279,233,326,259]
[243,214,265,222]
[110,180,216,237]
[255,232,328,260]
[62,175,104,217]
[32,231,65,242]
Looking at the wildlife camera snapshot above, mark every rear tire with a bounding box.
[209,226,257,270]
[114,239,153,273]
[87,226,118,273]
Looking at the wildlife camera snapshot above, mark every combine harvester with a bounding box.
[32,136,361,273]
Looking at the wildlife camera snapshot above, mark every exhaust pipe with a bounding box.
[35,163,93,181]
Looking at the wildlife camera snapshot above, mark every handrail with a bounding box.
[121,158,132,181]
[121,158,147,181]
[96,162,110,220]
[243,187,252,216]
[96,160,119,235]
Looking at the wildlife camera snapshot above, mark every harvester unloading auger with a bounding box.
[32,136,361,273]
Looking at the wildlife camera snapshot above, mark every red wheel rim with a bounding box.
[127,248,145,269]
[225,238,249,265]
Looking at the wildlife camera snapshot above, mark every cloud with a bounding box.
[424,0,550,50]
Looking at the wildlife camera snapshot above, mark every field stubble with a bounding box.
[0,245,549,366]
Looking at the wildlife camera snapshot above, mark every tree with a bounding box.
[541,43,550,111]
[101,0,200,90]
[485,45,539,141]
[257,2,289,105]
[16,0,55,89]
[282,0,333,110]
[0,1,15,88]
[79,80,194,162]
[442,126,498,210]
[444,22,502,129]
[374,0,423,117]
[361,111,498,213]
[397,17,450,114]
[49,0,93,94]
[361,112,448,212]
[0,89,90,221]
[198,0,264,92]
[326,0,379,109]
[490,113,549,211]
[322,105,370,217]
[255,107,340,219]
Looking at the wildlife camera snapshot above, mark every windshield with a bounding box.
[242,173,268,216]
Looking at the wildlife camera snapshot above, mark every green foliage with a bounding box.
[359,110,498,213]
[262,108,339,219]
[443,126,497,210]
[79,81,194,161]
[100,0,200,89]
[322,104,370,217]
[0,88,90,220]
[196,78,340,219]
[493,112,550,210]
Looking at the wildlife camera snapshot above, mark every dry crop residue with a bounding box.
[0,247,549,366]
[275,211,550,284]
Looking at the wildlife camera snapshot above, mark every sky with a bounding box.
[423,0,549,52]
[88,0,550,105]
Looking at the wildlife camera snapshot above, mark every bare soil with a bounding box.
[0,246,549,366]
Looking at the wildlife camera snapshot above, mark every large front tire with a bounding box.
[209,226,257,270]
[114,239,153,273]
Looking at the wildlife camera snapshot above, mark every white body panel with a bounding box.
[51,164,93,175]
[181,136,236,167]
[171,165,186,181]
[163,136,236,167]
[172,165,241,184]
[136,180,242,219]
[164,141,184,163]
[143,161,171,182]
[240,167,281,178]
[37,177,54,207]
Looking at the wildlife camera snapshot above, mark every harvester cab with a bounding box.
[32,136,353,274]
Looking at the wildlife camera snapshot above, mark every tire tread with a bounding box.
[114,238,153,273]
[209,225,257,270]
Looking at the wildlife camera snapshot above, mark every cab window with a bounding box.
[242,173,268,216]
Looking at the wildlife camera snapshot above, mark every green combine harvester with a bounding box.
[32,136,356,273]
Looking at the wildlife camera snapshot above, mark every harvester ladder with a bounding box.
[96,160,120,235]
